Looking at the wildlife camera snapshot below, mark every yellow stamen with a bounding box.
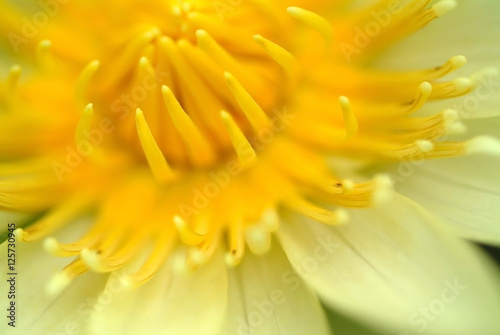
[287,7,333,46]
[225,220,244,267]
[224,72,270,132]
[284,196,349,225]
[36,40,52,68]
[122,230,175,288]
[339,96,359,139]
[245,225,271,255]
[220,110,256,165]
[6,65,21,92]
[46,258,88,297]
[253,35,296,75]
[15,194,94,242]
[135,108,176,183]
[174,215,206,246]
[161,85,215,165]
[76,60,100,110]
[75,103,94,145]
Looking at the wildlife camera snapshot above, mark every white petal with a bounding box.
[374,0,500,118]
[0,218,108,335]
[393,154,500,245]
[222,242,331,335]
[277,194,500,335]
[85,247,228,335]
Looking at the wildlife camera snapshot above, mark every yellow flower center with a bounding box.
[2,0,496,293]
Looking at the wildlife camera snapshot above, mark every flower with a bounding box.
[1,0,500,334]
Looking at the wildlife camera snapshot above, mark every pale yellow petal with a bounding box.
[277,194,500,335]
[222,242,331,335]
[85,247,228,335]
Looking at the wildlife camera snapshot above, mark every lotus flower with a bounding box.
[0,0,499,334]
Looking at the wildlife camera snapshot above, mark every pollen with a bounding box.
[2,0,499,295]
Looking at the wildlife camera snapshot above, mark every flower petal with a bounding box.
[0,218,108,335]
[85,248,228,335]
[277,194,500,335]
[375,0,500,118]
[393,154,500,245]
[222,242,331,335]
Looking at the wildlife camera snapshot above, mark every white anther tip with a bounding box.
[81,248,102,271]
[341,179,355,192]
[286,7,301,14]
[195,29,208,38]
[420,82,432,94]
[433,0,457,17]
[416,140,435,153]
[261,208,280,232]
[451,55,467,68]
[43,237,59,255]
[225,252,242,267]
[246,227,271,255]
[338,96,350,106]
[14,228,24,239]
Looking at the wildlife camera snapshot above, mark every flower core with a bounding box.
[2,0,497,292]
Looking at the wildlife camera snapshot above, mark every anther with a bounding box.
[339,96,358,139]
[135,108,176,183]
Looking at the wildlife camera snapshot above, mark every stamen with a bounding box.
[6,65,21,94]
[225,220,244,267]
[319,179,356,195]
[287,7,333,46]
[44,237,67,256]
[430,78,472,99]
[46,258,88,297]
[80,248,103,271]
[195,29,262,88]
[224,72,270,131]
[135,108,176,183]
[404,82,432,114]
[171,5,182,16]
[76,60,100,109]
[260,208,280,232]
[339,96,358,139]
[253,35,296,75]
[245,225,271,255]
[174,215,206,245]
[81,228,150,273]
[36,40,52,68]
[427,56,467,79]
[285,196,349,225]
[15,195,94,242]
[416,140,435,153]
[161,85,215,165]
[432,0,457,17]
[122,230,175,288]
[75,103,93,145]
[188,232,220,265]
[220,110,256,164]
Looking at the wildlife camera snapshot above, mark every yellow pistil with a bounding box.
[1,0,499,294]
